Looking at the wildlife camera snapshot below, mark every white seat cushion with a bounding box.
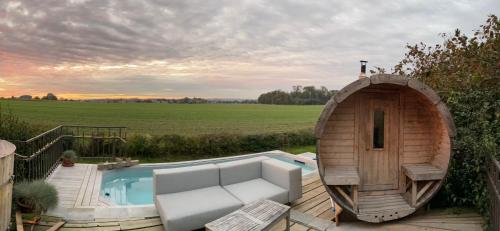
[155,186,242,231]
[223,178,288,204]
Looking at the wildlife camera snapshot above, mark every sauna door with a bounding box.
[359,92,399,191]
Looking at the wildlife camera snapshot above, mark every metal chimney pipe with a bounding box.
[359,60,367,79]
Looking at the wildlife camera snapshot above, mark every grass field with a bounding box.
[0,100,323,135]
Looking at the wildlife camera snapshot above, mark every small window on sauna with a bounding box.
[373,110,384,149]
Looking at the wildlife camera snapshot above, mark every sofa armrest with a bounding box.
[153,164,219,195]
[261,158,302,202]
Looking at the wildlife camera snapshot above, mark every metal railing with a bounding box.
[11,125,127,182]
[487,154,500,231]
[62,125,126,160]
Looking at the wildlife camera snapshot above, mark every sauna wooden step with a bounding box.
[356,194,415,222]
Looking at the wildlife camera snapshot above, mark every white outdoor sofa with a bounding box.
[153,156,302,231]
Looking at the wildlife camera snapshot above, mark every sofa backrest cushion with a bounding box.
[153,163,219,195]
[217,156,270,186]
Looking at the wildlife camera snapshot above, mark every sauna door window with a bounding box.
[373,110,384,149]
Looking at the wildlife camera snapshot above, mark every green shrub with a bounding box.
[388,14,499,224]
[0,105,40,141]
[431,89,498,216]
[124,130,315,160]
[62,150,77,161]
[14,180,58,213]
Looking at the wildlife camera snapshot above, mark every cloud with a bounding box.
[0,0,498,98]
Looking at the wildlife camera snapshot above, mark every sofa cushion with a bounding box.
[155,186,243,231]
[153,164,219,195]
[262,158,302,202]
[217,156,269,186]
[223,178,288,204]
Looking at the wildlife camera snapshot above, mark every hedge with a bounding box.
[125,130,315,160]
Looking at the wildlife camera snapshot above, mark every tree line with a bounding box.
[257,86,338,105]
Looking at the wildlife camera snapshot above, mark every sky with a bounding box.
[0,0,498,99]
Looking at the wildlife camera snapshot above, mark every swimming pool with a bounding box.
[100,154,316,205]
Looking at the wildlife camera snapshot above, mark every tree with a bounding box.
[384,15,499,220]
[42,93,58,100]
[257,86,336,105]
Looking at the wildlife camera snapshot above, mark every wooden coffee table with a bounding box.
[205,199,291,231]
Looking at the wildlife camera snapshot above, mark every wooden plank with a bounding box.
[334,186,354,207]
[407,79,441,105]
[411,181,417,206]
[293,192,330,212]
[16,211,24,231]
[305,198,332,217]
[314,98,337,138]
[436,101,456,137]
[290,223,310,231]
[403,164,445,181]
[301,175,320,186]
[324,167,360,185]
[82,165,98,206]
[130,226,164,231]
[370,74,408,86]
[46,221,66,231]
[333,77,370,103]
[292,185,327,206]
[417,181,434,200]
[119,218,162,230]
[74,165,92,207]
[317,207,335,221]
[301,180,323,194]
[90,169,103,206]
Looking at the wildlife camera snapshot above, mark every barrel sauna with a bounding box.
[0,140,16,230]
[315,74,455,223]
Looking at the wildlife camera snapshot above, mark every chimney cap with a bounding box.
[359,60,368,79]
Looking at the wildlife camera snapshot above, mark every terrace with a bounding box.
[3,125,496,231]
[28,166,485,231]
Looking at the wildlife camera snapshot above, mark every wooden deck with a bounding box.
[39,166,484,231]
[47,164,107,208]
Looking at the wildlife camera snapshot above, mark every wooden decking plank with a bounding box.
[294,192,330,212]
[129,226,164,231]
[404,222,483,231]
[74,165,92,207]
[91,170,103,206]
[292,185,326,206]
[317,207,335,221]
[302,175,320,186]
[302,180,323,193]
[82,165,98,206]
[290,223,310,231]
[119,218,162,230]
[305,198,332,217]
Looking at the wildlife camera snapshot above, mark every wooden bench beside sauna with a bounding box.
[315,73,455,223]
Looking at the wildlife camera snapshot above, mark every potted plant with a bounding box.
[14,180,58,214]
[61,150,77,167]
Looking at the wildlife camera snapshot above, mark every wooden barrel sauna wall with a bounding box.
[314,74,455,223]
[0,140,16,230]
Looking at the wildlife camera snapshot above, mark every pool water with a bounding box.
[100,156,316,205]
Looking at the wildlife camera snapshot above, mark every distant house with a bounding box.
[19,95,32,100]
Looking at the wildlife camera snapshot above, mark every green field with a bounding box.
[0,100,323,135]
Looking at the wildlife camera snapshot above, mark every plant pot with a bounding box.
[16,198,34,214]
[62,158,74,167]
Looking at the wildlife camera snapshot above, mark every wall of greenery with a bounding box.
[380,14,499,225]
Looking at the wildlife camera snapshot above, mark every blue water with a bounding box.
[100,156,316,205]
